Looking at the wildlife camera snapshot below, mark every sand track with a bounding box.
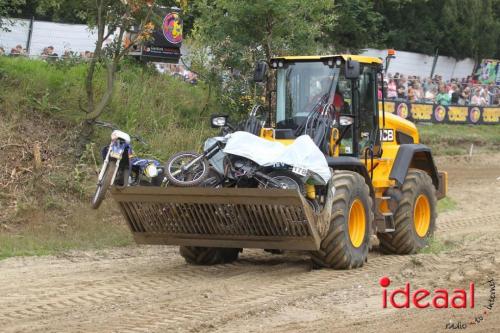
[0,154,499,333]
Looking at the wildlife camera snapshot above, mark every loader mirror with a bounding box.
[253,61,268,82]
[345,59,360,79]
[211,114,229,128]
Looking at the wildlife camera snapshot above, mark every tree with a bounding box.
[0,0,25,31]
[324,0,383,53]
[75,0,156,147]
[189,0,334,113]
[375,0,445,56]
[374,0,500,61]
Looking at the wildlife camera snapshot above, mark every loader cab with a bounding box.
[262,55,382,158]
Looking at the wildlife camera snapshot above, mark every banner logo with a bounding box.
[469,107,481,124]
[397,103,409,119]
[162,12,183,44]
[434,105,446,122]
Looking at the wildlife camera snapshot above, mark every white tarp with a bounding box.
[223,131,331,184]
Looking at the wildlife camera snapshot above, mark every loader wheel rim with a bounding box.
[414,194,431,237]
[348,199,366,248]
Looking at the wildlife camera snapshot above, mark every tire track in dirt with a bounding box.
[85,254,441,333]
[437,214,500,231]
[0,212,498,333]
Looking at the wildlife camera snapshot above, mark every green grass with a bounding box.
[419,237,456,254]
[418,124,500,155]
[0,205,133,260]
[437,196,457,213]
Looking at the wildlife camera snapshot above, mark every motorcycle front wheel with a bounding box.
[165,151,210,187]
[91,160,116,209]
[263,170,305,193]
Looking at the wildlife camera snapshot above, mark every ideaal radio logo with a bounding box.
[379,276,496,329]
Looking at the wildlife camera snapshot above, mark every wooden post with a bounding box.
[33,142,42,170]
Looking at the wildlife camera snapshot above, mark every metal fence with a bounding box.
[0,18,97,57]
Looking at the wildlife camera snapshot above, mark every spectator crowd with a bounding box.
[0,44,197,84]
[379,72,500,106]
[0,45,95,61]
[155,62,198,85]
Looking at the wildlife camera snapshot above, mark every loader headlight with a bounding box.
[144,163,159,178]
[210,114,228,128]
[339,115,354,126]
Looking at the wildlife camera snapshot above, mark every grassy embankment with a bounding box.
[0,57,498,259]
[418,123,500,155]
[0,57,216,259]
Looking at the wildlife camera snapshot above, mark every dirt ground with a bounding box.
[0,154,499,333]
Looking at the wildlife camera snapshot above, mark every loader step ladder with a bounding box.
[111,186,322,251]
[376,196,395,233]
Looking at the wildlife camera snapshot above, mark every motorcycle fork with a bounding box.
[110,157,122,185]
[184,142,220,170]
[97,146,113,184]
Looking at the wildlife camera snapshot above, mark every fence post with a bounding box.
[26,17,34,55]
[430,47,439,79]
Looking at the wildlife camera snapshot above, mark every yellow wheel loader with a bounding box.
[111,54,447,269]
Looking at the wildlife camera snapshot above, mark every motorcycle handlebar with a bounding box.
[94,120,148,145]
[94,120,117,130]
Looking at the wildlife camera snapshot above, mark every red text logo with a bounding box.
[380,276,475,309]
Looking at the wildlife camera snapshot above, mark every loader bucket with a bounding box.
[111,187,323,251]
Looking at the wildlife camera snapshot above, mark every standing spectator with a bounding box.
[41,47,49,60]
[387,79,397,99]
[396,78,407,99]
[435,85,451,105]
[481,88,490,105]
[407,82,417,102]
[0,47,4,56]
[422,78,434,95]
[424,87,437,102]
[47,46,58,60]
[471,90,486,106]
[493,92,500,106]
[15,44,24,55]
[413,82,423,101]
[382,80,389,98]
[487,84,496,105]
[450,84,460,104]
[460,87,471,105]
[62,50,71,60]
[9,45,23,56]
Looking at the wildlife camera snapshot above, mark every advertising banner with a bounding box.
[379,101,500,124]
[476,59,500,85]
[128,9,183,63]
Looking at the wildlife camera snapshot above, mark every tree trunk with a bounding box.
[77,119,95,157]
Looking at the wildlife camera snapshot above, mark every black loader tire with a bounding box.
[378,169,437,254]
[179,246,241,265]
[311,171,373,269]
